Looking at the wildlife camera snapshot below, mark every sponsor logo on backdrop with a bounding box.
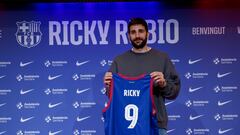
[0,89,12,95]
[0,103,6,107]
[16,130,40,135]
[49,19,179,46]
[185,72,208,79]
[189,114,204,120]
[213,58,220,64]
[16,74,40,81]
[217,100,232,106]
[16,102,23,109]
[217,72,232,78]
[16,130,24,135]
[101,116,104,122]
[188,58,202,65]
[20,61,34,67]
[76,60,90,67]
[168,115,181,121]
[101,87,106,94]
[185,72,192,79]
[73,129,97,135]
[214,85,238,93]
[76,88,90,94]
[20,116,34,123]
[73,129,96,135]
[214,113,238,121]
[213,57,237,65]
[20,89,34,95]
[48,102,63,109]
[185,100,209,107]
[0,75,6,79]
[16,102,40,109]
[0,61,11,67]
[73,129,80,135]
[186,128,193,135]
[44,60,68,67]
[192,26,226,35]
[72,74,96,80]
[171,59,180,65]
[100,59,113,67]
[48,74,62,81]
[72,74,79,80]
[45,115,68,123]
[186,128,210,135]
[48,130,62,135]
[0,117,12,123]
[44,60,51,67]
[16,21,42,48]
[189,86,203,93]
[73,101,96,108]
[76,116,91,122]
[44,88,68,95]
[218,128,233,134]
[45,88,52,95]
[0,131,6,135]
[167,129,175,134]
[165,101,175,106]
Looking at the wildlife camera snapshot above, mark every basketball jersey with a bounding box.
[102,74,158,135]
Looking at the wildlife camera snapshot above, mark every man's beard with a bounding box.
[130,37,147,49]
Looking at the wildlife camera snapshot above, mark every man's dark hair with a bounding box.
[128,18,148,33]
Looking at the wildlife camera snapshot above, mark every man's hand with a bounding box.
[104,72,113,86]
[150,71,166,88]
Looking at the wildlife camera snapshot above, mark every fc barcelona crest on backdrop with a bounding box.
[16,21,42,48]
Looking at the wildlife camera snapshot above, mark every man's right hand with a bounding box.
[104,72,112,86]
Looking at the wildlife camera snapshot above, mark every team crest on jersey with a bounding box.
[15,21,42,48]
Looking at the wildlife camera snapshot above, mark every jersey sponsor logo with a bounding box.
[20,89,34,95]
[76,60,89,66]
[218,100,232,106]
[217,72,232,78]
[189,115,204,120]
[48,74,62,80]
[188,58,202,64]
[48,102,63,108]
[189,86,203,92]
[20,116,34,122]
[20,61,34,67]
[218,128,233,134]
[16,21,42,48]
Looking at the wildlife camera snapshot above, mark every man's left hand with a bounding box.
[150,71,166,88]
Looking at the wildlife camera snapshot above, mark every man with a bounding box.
[104,18,180,135]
